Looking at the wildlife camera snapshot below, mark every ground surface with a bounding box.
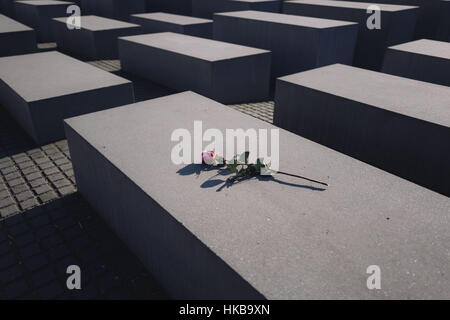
[0,47,274,299]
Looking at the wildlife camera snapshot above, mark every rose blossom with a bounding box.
[202,151,216,165]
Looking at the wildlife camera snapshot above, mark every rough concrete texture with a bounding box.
[274,64,450,197]
[213,10,358,80]
[80,0,146,21]
[0,51,134,145]
[52,15,142,59]
[14,1,74,42]
[131,12,213,38]
[118,32,271,104]
[283,0,419,70]
[0,14,36,57]
[65,91,450,299]
[382,39,450,87]
[192,0,282,19]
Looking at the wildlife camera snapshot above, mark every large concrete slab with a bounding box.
[83,0,146,21]
[331,0,442,39]
[382,39,450,87]
[131,12,213,38]
[283,0,419,70]
[274,64,450,197]
[53,15,142,59]
[118,32,271,104]
[0,0,16,18]
[213,10,358,80]
[14,0,74,42]
[0,13,36,56]
[0,51,134,145]
[192,0,282,19]
[65,91,450,299]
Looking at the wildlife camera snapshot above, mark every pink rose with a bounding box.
[202,151,216,165]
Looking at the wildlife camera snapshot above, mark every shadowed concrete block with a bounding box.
[331,0,442,39]
[274,64,450,197]
[0,14,36,56]
[14,0,74,42]
[65,91,450,299]
[436,0,450,41]
[0,51,134,145]
[52,15,142,59]
[213,10,358,80]
[118,32,270,104]
[382,39,450,87]
[0,0,16,18]
[192,0,282,19]
[283,0,419,70]
[146,0,193,15]
[131,12,212,38]
[84,0,146,21]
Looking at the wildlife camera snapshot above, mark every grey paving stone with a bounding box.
[30,178,47,188]
[1,166,16,175]
[26,172,42,182]
[7,178,25,187]
[17,161,33,170]
[34,184,52,195]
[21,166,39,176]
[58,185,76,196]
[39,191,58,203]
[47,173,64,183]
[11,184,29,195]
[4,172,21,181]
[0,190,9,199]
[53,179,70,188]
[0,197,15,209]
[19,198,39,211]
[16,191,33,202]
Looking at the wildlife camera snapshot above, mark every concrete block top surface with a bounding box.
[15,0,73,6]
[214,10,358,28]
[0,51,131,102]
[132,12,212,25]
[285,0,418,12]
[0,13,33,33]
[279,64,450,129]
[119,32,270,62]
[53,15,140,31]
[65,91,450,299]
[388,39,450,60]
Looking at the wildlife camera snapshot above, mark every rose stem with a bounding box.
[277,171,328,186]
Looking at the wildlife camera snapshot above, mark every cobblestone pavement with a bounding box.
[0,193,167,299]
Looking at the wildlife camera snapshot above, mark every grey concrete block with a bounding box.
[130,12,213,38]
[283,0,419,70]
[213,10,358,80]
[436,0,450,41]
[0,14,36,56]
[0,0,16,18]
[274,64,450,197]
[0,51,134,145]
[65,91,450,299]
[192,0,282,19]
[52,15,142,59]
[331,0,443,39]
[146,0,193,15]
[118,32,271,104]
[82,0,146,21]
[382,39,450,87]
[14,0,74,42]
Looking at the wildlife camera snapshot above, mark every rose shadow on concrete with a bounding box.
[177,164,326,192]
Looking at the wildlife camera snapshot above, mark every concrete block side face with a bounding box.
[386,9,418,46]
[274,80,450,197]
[212,53,271,104]
[436,0,450,41]
[27,83,135,145]
[52,21,97,60]
[130,16,185,34]
[316,25,357,69]
[0,29,37,57]
[147,0,193,15]
[14,3,38,31]
[0,79,38,142]
[192,0,226,18]
[213,14,322,79]
[382,49,450,87]
[119,39,213,97]
[182,22,213,39]
[35,5,72,42]
[93,26,143,59]
[64,124,264,299]
[0,0,16,18]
